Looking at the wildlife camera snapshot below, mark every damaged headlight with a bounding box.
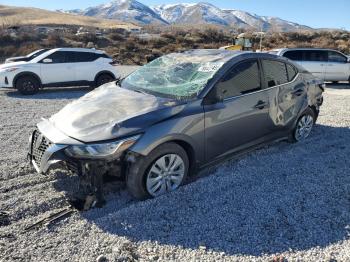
[65,135,141,159]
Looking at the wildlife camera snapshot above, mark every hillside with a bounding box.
[0,5,138,29]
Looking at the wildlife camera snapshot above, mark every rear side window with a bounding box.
[64,52,77,63]
[218,60,261,98]
[303,50,327,62]
[262,60,289,87]
[74,52,98,62]
[328,51,347,63]
[286,64,298,81]
[283,50,302,61]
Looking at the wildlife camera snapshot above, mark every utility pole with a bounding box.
[259,25,263,52]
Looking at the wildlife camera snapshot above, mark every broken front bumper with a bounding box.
[28,129,68,174]
[27,122,127,207]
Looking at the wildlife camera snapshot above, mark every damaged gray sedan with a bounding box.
[28,49,324,204]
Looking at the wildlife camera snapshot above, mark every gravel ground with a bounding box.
[0,67,349,261]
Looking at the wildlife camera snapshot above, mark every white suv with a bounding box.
[271,48,350,83]
[0,48,119,95]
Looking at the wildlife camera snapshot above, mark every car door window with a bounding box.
[283,50,302,61]
[303,50,328,62]
[328,51,347,63]
[286,64,298,81]
[217,60,261,99]
[44,51,67,63]
[262,60,289,87]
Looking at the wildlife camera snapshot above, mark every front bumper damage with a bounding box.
[27,128,125,209]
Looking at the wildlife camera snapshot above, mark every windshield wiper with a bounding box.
[132,88,150,95]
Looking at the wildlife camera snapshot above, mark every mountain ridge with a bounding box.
[63,0,313,32]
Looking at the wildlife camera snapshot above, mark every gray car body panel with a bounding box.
[31,50,323,173]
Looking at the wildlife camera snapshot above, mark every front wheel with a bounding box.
[126,143,189,200]
[15,76,40,95]
[290,108,315,143]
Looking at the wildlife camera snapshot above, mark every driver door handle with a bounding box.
[254,100,267,110]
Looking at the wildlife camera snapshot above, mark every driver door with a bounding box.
[39,51,76,85]
[203,59,274,161]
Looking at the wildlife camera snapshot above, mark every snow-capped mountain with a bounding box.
[153,3,250,28]
[65,0,168,25]
[64,0,312,31]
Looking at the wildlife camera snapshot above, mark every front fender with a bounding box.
[129,104,205,165]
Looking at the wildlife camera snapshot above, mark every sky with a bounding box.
[1,0,349,30]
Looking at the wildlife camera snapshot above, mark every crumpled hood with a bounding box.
[49,83,183,142]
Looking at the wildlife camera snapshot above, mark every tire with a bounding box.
[289,107,316,143]
[95,73,114,87]
[15,75,40,95]
[126,142,189,200]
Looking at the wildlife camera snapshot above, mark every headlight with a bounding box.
[2,67,19,73]
[65,135,141,159]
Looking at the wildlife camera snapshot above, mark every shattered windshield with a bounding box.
[121,53,227,99]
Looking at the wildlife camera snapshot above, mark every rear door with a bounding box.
[325,50,349,81]
[74,52,100,82]
[204,59,274,160]
[301,50,327,80]
[39,51,76,84]
[261,59,305,130]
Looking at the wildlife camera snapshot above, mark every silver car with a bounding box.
[28,50,324,205]
[271,48,350,83]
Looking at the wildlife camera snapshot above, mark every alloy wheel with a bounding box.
[23,81,35,92]
[146,154,185,197]
[294,114,314,141]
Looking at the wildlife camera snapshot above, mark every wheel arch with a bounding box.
[130,134,199,174]
[170,139,196,174]
[308,105,319,120]
[94,70,116,83]
[13,72,42,88]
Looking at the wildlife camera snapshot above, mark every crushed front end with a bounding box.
[27,120,139,209]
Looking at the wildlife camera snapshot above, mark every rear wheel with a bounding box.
[15,76,40,95]
[126,143,189,200]
[95,74,114,87]
[290,108,315,143]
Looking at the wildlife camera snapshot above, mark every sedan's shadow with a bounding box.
[4,86,94,100]
[53,124,350,256]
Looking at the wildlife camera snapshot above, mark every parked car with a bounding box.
[4,49,50,64]
[28,50,324,203]
[0,48,118,95]
[271,48,350,83]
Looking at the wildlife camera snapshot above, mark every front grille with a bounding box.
[32,130,52,167]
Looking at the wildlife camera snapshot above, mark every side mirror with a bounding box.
[203,85,225,105]
[42,58,53,63]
